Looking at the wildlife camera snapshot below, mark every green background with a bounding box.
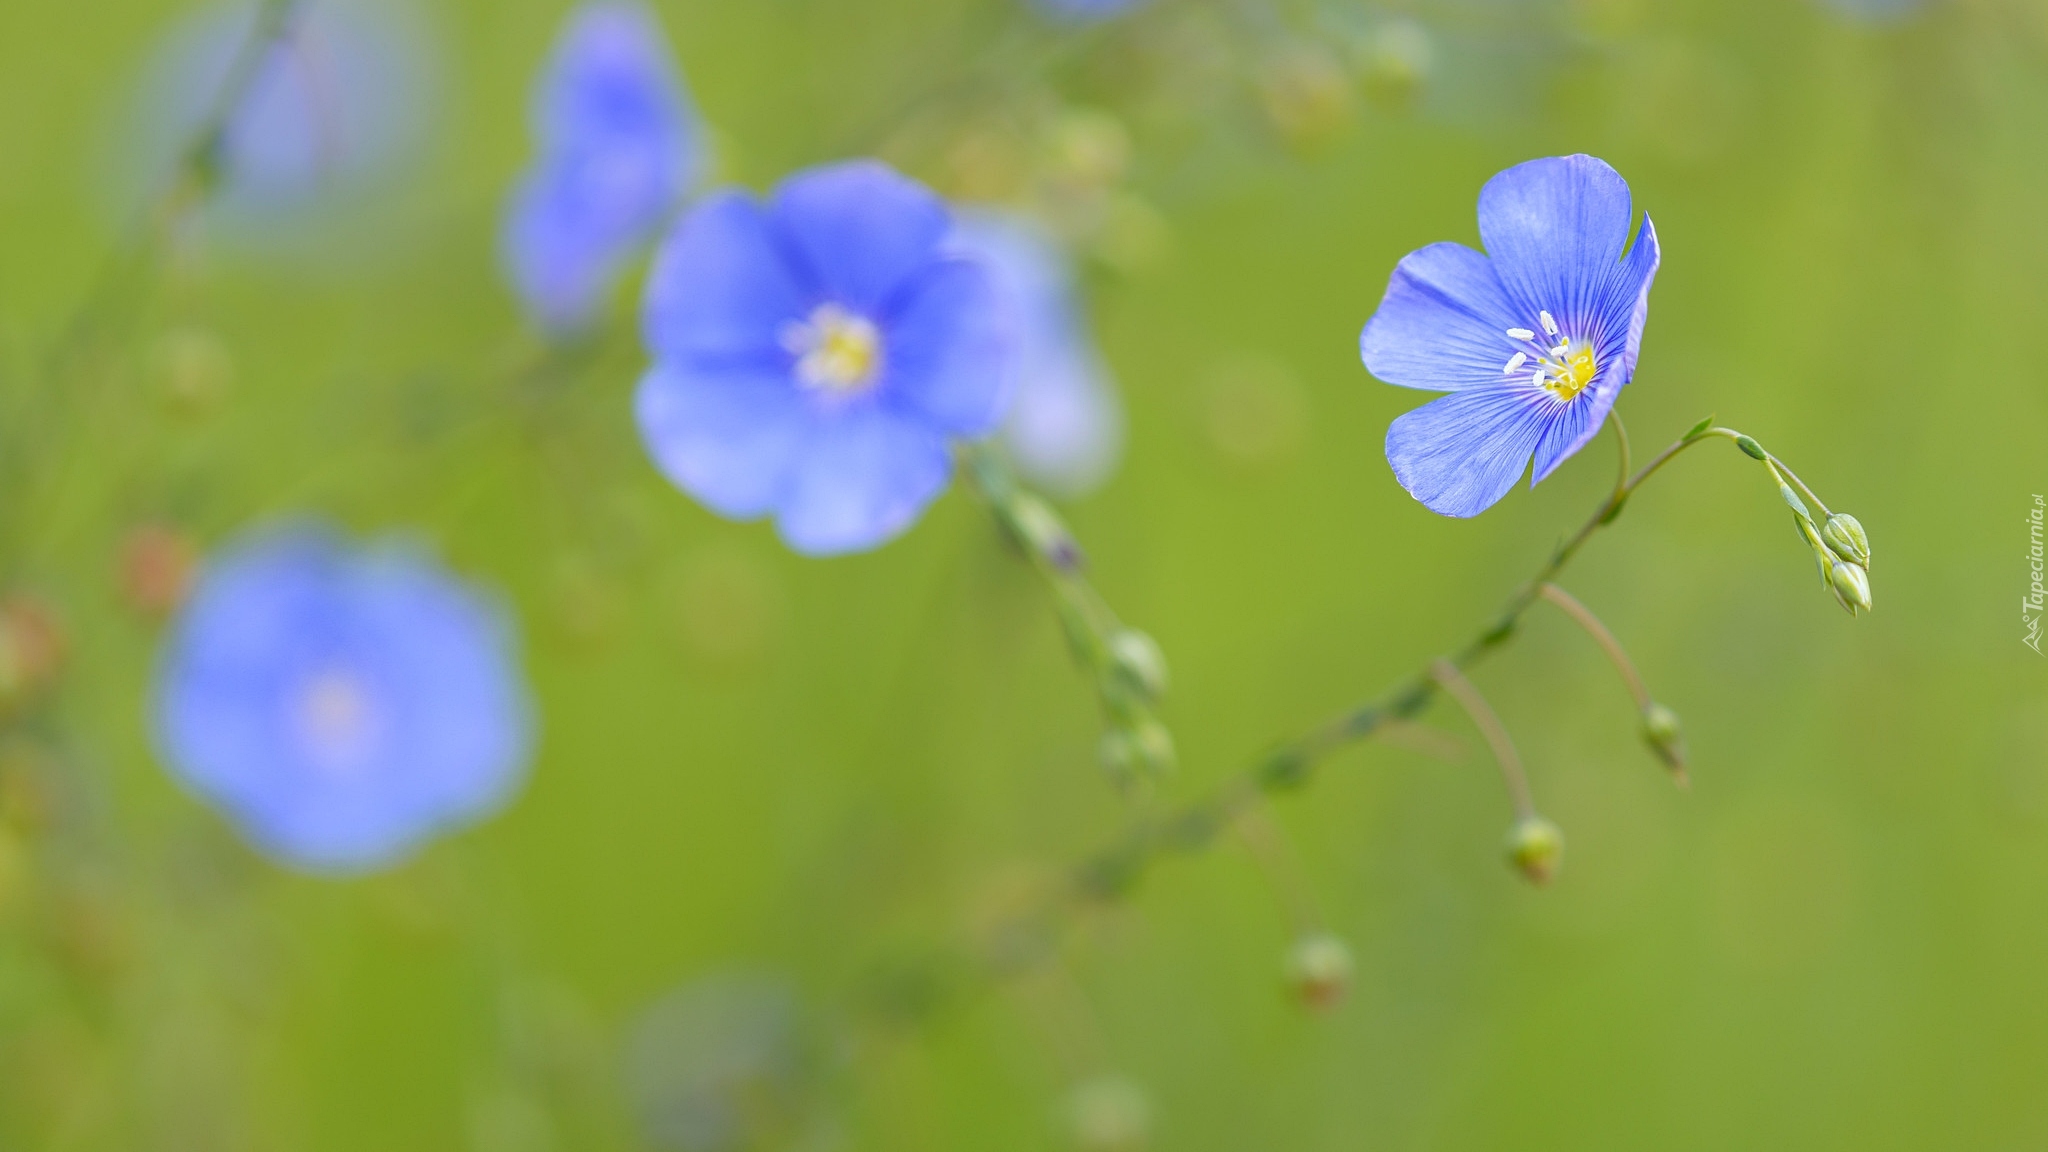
[0,0,2045,1147]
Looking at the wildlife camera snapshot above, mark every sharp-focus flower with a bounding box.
[152,524,533,872]
[127,0,434,224]
[636,160,1012,556]
[504,1,699,334]
[1360,155,1659,518]
[948,210,1123,498]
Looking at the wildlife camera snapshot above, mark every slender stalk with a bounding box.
[1537,583,1651,709]
[1428,660,1534,821]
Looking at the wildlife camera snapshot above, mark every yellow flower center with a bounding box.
[783,304,883,394]
[1499,310,1599,403]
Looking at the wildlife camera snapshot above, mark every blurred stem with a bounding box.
[1537,582,1651,710]
[45,0,305,376]
[959,441,1170,780]
[1428,659,1534,822]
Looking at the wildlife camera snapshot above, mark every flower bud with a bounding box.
[1106,629,1168,703]
[1504,815,1563,886]
[1284,931,1354,1011]
[0,597,64,716]
[1640,702,1686,775]
[1008,494,1083,571]
[118,523,200,619]
[1821,513,1870,568]
[1828,559,1872,616]
[1098,717,1175,782]
[1068,1075,1150,1152]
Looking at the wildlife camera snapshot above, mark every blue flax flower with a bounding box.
[129,0,434,224]
[636,160,1011,556]
[1360,155,1660,518]
[948,210,1123,498]
[504,1,699,334]
[153,524,534,873]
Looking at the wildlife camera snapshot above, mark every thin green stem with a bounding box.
[1429,659,1535,821]
[1537,583,1651,710]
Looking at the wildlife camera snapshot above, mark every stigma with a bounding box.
[1500,312,1597,402]
[295,667,378,770]
[782,304,883,394]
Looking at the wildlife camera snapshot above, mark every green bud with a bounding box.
[1829,559,1872,615]
[1641,702,1686,774]
[1008,494,1082,571]
[1504,816,1564,886]
[1098,717,1175,781]
[1735,434,1767,460]
[1106,630,1169,703]
[1821,513,1870,568]
[1284,932,1354,1011]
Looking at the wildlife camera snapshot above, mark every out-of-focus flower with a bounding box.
[152,524,533,872]
[503,1,700,334]
[127,0,435,224]
[120,523,202,619]
[1360,155,1660,518]
[948,210,1123,497]
[1031,0,1151,24]
[624,973,821,1152]
[635,160,1012,556]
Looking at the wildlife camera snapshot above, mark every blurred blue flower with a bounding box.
[504,1,700,334]
[636,160,1012,556]
[1814,0,1927,22]
[153,524,534,873]
[948,210,1123,498]
[1031,0,1151,22]
[128,0,434,225]
[1360,155,1660,518]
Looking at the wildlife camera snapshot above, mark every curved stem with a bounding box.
[1429,660,1534,821]
[1537,583,1651,710]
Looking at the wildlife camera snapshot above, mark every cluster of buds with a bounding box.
[1796,508,1872,616]
[975,456,1176,788]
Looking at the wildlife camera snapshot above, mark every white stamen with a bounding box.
[1550,344,1569,357]
[1506,327,1536,341]
[1539,310,1559,336]
[1503,352,1527,374]
[1529,368,1546,388]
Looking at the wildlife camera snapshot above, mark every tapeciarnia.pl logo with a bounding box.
[2027,494,2045,655]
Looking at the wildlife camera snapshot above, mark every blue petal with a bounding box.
[643,192,809,367]
[769,161,950,315]
[1385,386,1555,518]
[1360,241,1523,392]
[881,258,1013,437]
[635,362,809,519]
[503,165,629,333]
[535,2,694,168]
[1530,213,1661,485]
[1477,155,1635,325]
[775,406,953,556]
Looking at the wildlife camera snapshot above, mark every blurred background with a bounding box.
[1,0,2045,1147]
